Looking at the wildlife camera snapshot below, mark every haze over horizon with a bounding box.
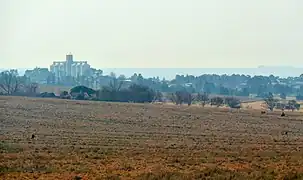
[1,0,303,69]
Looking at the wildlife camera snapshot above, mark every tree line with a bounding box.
[0,69,303,111]
[24,69,303,100]
[61,72,303,100]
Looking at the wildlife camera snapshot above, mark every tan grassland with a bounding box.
[1,96,303,179]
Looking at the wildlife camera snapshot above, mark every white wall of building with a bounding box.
[49,54,92,80]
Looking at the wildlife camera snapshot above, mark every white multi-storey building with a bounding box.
[50,53,91,79]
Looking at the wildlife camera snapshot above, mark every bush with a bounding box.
[60,91,71,99]
[97,84,156,103]
[287,100,300,111]
[75,93,85,100]
[38,92,57,98]
[225,97,241,108]
[169,91,195,106]
[128,84,155,103]
[70,86,95,96]
[210,97,224,107]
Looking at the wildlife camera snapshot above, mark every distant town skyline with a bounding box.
[3,66,303,81]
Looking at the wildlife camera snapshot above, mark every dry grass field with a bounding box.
[1,96,303,180]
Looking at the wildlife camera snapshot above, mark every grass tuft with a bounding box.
[0,141,23,153]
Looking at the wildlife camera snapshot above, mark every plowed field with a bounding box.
[1,96,303,180]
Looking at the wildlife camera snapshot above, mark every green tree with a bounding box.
[137,74,144,85]
[204,82,215,94]
[219,85,229,95]
[70,85,96,97]
[128,84,155,103]
[264,92,277,111]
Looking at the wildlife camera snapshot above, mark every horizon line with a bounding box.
[2,66,303,69]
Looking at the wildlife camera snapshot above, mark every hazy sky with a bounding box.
[1,0,302,69]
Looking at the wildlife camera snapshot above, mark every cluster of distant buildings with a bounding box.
[50,53,91,78]
[25,53,100,84]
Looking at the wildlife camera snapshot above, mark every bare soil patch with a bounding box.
[1,96,303,179]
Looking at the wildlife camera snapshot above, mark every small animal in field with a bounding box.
[74,176,82,180]
[282,131,288,135]
[281,111,286,117]
[31,134,35,139]
[261,111,266,114]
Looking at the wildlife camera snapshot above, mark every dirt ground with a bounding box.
[1,96,303,180]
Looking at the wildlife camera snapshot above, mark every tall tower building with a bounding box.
[66,53,73,62]
[65,53,73,76]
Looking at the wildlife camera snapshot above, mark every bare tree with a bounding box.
[97,77,124,101]
[186,93,196,106]
[153,90,163,102]
[197,92,209,107]
[26,83,38,94]
[0,70,22,95]
[170,91,195,106]
[168,93,178,105]
[109,78,123,92]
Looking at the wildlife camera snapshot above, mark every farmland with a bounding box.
[1,96,303,179]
